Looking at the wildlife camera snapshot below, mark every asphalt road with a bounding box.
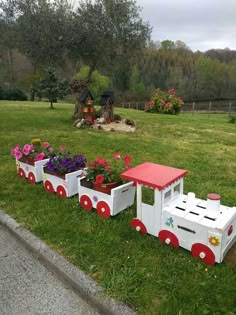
[0,225,99,315]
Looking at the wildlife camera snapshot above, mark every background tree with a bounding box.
[74,65,111,99]
[128,64,145,99]
[37,67,69,108]
[16,0,72,69]
[0,0,18,85]
[68,0,151,81]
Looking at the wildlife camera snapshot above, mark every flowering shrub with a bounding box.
[85,154,132,184]
[10,139,54,161]
[145,88,184,114]
[45,146,87,175]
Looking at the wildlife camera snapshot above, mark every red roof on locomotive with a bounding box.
[121,162,187,190]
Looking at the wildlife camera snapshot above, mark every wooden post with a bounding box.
[208,101,212,117]
[136,184,142,221]
[192,102,195,115]
[228,103,232,117]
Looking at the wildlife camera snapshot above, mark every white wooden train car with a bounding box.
[121,162,236,265]
[42,167,84,198]
[78,177,136,218]
[16,158,49,184]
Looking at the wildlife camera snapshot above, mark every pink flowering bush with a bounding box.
[85,154,132,184]
[145,88,184,114]
[11,139,54,161]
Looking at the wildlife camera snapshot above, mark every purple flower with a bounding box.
[46,152,86,175]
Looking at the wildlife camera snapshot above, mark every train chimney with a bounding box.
[207,193,221,216]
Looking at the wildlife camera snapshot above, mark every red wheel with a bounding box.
[191,243,215,265]
[130,218,147,234]
[158,230,179,248]
[44,180,54,194]
[56,185,67,199]
[96,201,111,218]
[18,167,26,179]
[80,195,93,211]
[28,172,36,184]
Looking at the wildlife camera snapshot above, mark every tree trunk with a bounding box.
[50,101,54,109]
[73,101,82,119]
[100,104,114,123]
[8,49,15,86]
[30,90,35,101]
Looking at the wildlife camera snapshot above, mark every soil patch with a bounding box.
[93,121,136,133]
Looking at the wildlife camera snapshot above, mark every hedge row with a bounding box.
[0,86,27,101]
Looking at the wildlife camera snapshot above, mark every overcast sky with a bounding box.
[136,0,236,52]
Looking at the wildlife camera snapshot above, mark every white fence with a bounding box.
[118,101,236,115]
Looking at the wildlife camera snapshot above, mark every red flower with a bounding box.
[60,146,66,152]
[124,155,131,164]
[113,153,121,160]
[96,174,104,184]
[95,157,106,165]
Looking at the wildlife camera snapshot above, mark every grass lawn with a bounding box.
[0,100,236,315]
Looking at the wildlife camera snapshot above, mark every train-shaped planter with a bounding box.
[78,177,136,218]
[42,167,84,198]
[121,163,236,265]
[15,157,236,265]
[16,158,49,184]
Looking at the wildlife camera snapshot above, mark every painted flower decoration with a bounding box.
[208,236,220,247]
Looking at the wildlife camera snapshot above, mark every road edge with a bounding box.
[0,210,136,315]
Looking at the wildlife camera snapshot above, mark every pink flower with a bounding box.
[15,151,22,160]
[22,144,34,156]
[95,174,104,184]
[113,153,121,160]
[124,155,131,164]
[160,99,165,105]
[60,146,66,152]
[42,142,50,148]
[36,152,45,161]
[168,88,176,95]
[10,144,20,156]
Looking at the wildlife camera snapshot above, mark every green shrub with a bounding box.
[0,86,5,100]
[145,88,184,114]
[4,87,27,101]
[228,114,236,124]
